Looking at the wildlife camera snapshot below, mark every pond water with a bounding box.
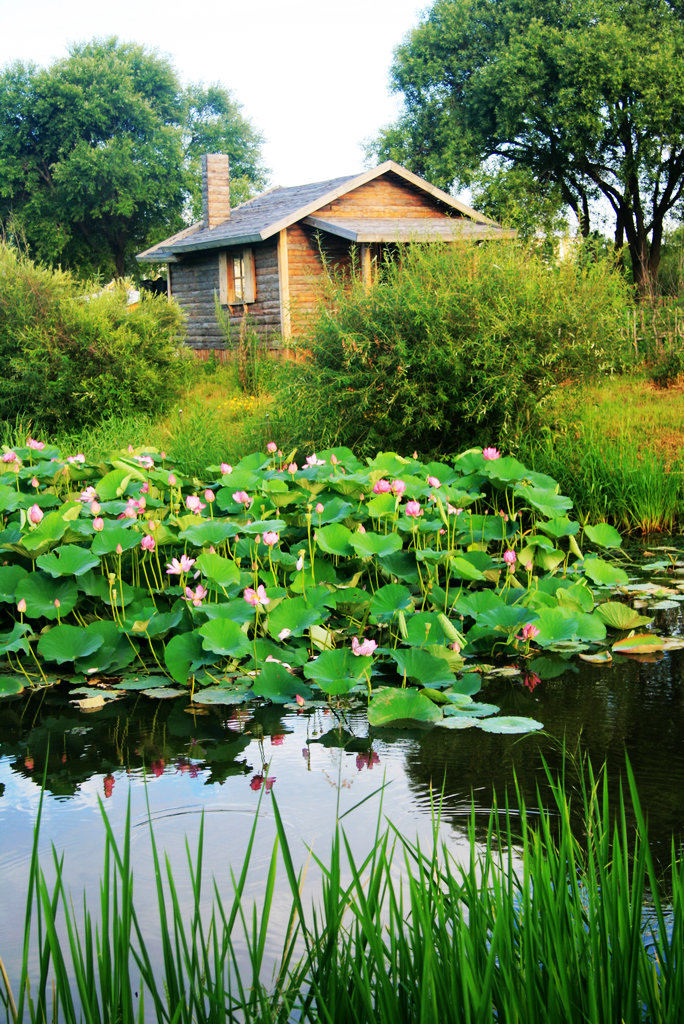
[0,545,683,994]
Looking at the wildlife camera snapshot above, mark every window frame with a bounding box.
[219,246,256,306]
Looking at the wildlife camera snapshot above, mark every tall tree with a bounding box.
[0,39,266,278]
[373,0,684,292]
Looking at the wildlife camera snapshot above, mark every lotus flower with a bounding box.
[372,478,392,494]
[135,455,154,469]
[244,584,269,608]
[305,453,325,466]
[405,500,422,518]
[503,549,516,567]
[184,583,208,607]
[2,451,18,463]
[352,636,378,657]
[267,441,277,453]
[67,453,86,465]
[92,517,104,531]
[391,479,406,496]
[482,447,501,461]
[517,623,541,642]
[220,462,232,475]
[27,438,44,450]
[232,490,251,506]
[17,598,26,613]
[315,502,324,514]
[166,554,196,575]
[204,489,215,503]
[168,473,177,486]
[427,476,441,488]
[186,494,206,513]
[278,627,292,641]
[141,534,155,552]
[28,504,43,525]
[262,531,279,546]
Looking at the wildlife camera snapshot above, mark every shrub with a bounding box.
[0,244,188,431]
[275,242,631,455]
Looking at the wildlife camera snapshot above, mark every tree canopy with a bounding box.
[0,38,267,278]
[373,0,684,290]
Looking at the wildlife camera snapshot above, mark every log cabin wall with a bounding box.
[285,224,352,338]
[316,174,458,220]
[170,239,281,350]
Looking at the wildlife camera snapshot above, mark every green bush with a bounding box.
[0,244,188,431]
[275,242,631,455]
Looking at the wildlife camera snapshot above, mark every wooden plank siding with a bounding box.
[170,239,282,349]
[315,174,458,220]
[285,224,352,338]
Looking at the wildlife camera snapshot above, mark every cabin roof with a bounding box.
[137,161,508,263]
[303,215,517,243]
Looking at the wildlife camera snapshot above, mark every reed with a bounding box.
[1,760,681,1023]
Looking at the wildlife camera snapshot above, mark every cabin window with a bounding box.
[219,247,256,305]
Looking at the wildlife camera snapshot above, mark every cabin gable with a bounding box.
[315,172,457,221]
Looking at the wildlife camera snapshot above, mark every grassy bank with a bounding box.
[2,761,681,1024]
[520,375,683,533]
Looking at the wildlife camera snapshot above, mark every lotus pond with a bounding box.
[0,441,683,1005]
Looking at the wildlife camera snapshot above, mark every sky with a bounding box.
[0,0,430,187]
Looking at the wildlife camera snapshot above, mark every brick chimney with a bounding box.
[202,153,231,228]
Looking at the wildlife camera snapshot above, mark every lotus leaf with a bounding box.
[164,631,205,684]
[303,648,372,695]
[0,675,25,698]
[252,660,311,704]
[367,687,442,725]
[199,619,251,658]
[391,648,456,687]
[15,574,78,620]
[583,557,629,587]
[267,597,326,638]
[584,523,623,549]
[349,531,403,558]
[195,551,240,588]
[37,623,105,664]
[37,545,100,577]
[477,716,544,734]
[595,602,652,630]
[315,523,354,556]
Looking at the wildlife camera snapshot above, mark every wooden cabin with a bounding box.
[137,155,515,353]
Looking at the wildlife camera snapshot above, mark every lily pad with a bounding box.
[612,634,665,655]
[595,602,652,631]
[0,675,24,698]
[37,624,105,664]
[198,618,251,658]
[367,687,442,726]
[477,716,544,734]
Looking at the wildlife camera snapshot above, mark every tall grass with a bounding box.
[521,432,683,533]
[1,760,681,1023]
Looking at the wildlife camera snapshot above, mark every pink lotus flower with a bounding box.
[141,481,150,494]
[2,451,18,463]
[220,463,232,475]
[372,479,392,494]
[405,500,422,518]
[295,694,306,707]
[330,454,339,466]
[525,560,534,572]
[115,544,123,555]
[270,734,284,746]
[427,476,441,488]
[27,438,45,450]
[524,672,542,692]
[17,598,26,613]
[315,502,324,514]
[287,462,298,474]
[482,447,501,461]
[503,549,516,567]
[357,523,366,534]
[141,534,155,552]
[204,489,215,503]
[90,501,101,515]
[391,479,406,496]
[278,627,292,641]
[352,636,377,657]
[31,477,39,488]
[262,531,279,546]
[166,555,196,575]
[296,555,304,571]
[92,517,104,531]
[305,453,325,467]
[449,641,461,653]
[186,494,206,513]
[67,453,86,465]
[244,584,269,608]
[232,490,251,506]
[267,441,277,453]
[120,506,137,520]
[28,504,43,525]
[54,599,60,609]
[517,623,541,642]
[135,455,154,469]
[168,473,177,486]
[184,583,208,607]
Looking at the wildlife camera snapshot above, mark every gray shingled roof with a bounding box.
[303,216,515,243]
[138,173,358,262]
[137,161,509,263]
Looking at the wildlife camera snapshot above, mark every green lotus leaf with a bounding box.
[195,551,240,588]
[0,485,22,513]
[367,493,397,518]
[477,716,544,734]
[538,516,580,539]
[315,523,354,556]
[584,523,623,549]
[0,565,28,602]
[267,597,326,638]
[164,631,205,684]
[448,673,483,697]
[480,456,529,485]
[612,634,665,655]
[0,622,31,655]
[77,620,138,673]
[595,602,652,630]
[115,675,172,690]
[0,674,24,698]
[198,618,251,658]
[90,522,140,556]
[242,519,287,535]
[369,584,413,622]
[142,687,184,699]
[405,612,450,647]
[96,468,135,500]
[391,648,456,687]
[436,715,480,729]
[367,687,442,726]
[192,687,251,705]
[20,510,70,553]
[37,544,100,577]
[349,531,403,558]
[252,660,311,704]
[15,574,78,620]
[37,623,105,664]
[303,648,372,695]
[448,700,500,718]
[582,557,629,587]
[513,484,573,518]
[178,520,239,546]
